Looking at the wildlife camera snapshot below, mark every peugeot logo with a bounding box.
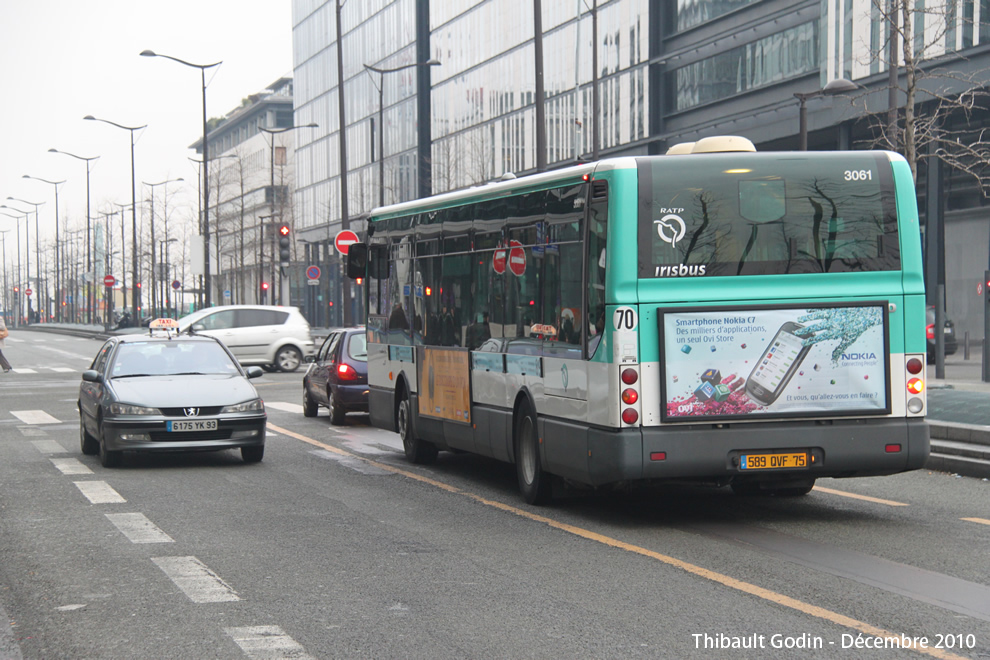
[654,214,686,248]
[183,408,200,417]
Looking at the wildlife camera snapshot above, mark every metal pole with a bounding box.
[534,0,547,172]
[202,66,212,307]
[335,0,352,325]
[591,0,599,160]
[130,131,140,319]
[378,76,384,206]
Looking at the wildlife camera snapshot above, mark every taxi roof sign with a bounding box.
[148,318,180,337]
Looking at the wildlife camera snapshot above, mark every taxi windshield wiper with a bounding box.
[112,373,157,379]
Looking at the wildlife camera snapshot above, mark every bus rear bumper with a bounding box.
[587,418,930,486]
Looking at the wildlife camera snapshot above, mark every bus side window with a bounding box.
[586,190,608,358]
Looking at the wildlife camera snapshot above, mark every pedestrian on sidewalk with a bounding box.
[0,316,12,373]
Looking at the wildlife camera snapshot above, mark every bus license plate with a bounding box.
[167,420,218,432]
[740,452,807,470]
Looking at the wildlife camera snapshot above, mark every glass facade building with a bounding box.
[292,0,990,338]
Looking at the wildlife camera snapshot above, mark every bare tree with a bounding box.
[858,0,990,189]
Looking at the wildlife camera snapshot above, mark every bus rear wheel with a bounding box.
[515,407,552,505]
[398,392,437,464]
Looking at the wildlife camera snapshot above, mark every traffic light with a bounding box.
[261,281,270,292]
[278,224,291,265]
[12,286,18,293]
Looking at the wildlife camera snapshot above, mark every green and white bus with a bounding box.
[346,136,929,504]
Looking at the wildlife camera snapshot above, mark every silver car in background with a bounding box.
[178,305,315,372]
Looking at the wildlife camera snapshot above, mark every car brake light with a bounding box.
[926,324,934,340]
[337,363,359,381]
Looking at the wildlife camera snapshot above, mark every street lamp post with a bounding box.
[0,229,9,323]
[362,61,439,207]
[0,212,25,327]
[84,115,146,318]
[141,49,222,307]
[144,177,183,317]
[6,198,43,323]
[794,79,859,151]
[259,124,318,306]
[159,238,178,317]
[49,149,99,324]
[22,175,66,321]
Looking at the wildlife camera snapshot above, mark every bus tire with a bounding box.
[398,391,437,464]
[515,406,552,505]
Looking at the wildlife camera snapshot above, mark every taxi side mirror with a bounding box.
[81,370,102,383]
[245,366,264,379]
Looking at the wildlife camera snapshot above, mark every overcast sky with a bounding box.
[0,1,293,261]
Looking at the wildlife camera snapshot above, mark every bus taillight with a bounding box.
[906,358,923,375]
[907,377,924,394]
[621,368,638,385]
[621,409,639,424]
[621,388,638,404]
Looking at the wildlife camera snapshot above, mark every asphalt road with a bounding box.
[0,330,988,659]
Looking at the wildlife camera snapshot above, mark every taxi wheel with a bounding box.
[241,445,264,463]
[275,346,302,372]
[398,391,437,464]
[328,390,346,425]
[515,405,552,505]
[302,389,318,417]
[97,419,122,468]
[79,416,98,456]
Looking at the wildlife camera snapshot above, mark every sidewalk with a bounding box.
[19,322,990,478]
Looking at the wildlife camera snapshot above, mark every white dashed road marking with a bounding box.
[51,458,93,475]
[105,513,174,544]
[74,481,126,504]
[31,439,65,453]
[310,449,392,475]
[11,368,37,374]
[11,410,60,425]
[224,626,315,660]
[152,556,240,603]
[49,367,76,373]
[264,401,303,413]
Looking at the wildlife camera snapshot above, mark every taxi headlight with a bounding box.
[221,399,265,414]
[108,403,159,415]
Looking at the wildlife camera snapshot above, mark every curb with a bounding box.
[927,421,990,479]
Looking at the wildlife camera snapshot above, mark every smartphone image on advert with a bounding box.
[745,321,813,406]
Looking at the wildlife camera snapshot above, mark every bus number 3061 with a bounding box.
[844,169,873,181]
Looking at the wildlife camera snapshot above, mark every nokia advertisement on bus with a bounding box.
[658,302,891,422]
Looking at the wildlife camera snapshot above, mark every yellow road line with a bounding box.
[813,485,909,507]
[268,422,966,660]
[961,517,990,526]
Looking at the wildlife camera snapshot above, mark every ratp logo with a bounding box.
[654,214,686,248]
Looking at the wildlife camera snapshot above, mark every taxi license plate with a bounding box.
[740,452,807,470]
[167,420,218,432]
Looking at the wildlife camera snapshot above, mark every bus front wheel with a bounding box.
[398,392,437,464]
[515,407,552,505]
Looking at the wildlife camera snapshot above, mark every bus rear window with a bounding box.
[637,152,900,277]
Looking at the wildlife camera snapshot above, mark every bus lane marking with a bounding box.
[152,556,240,603]
[74,481,126,504]
[224,626,316,660]
[267,422,968,660]
[961,517,990,526]
[105,513,174,544]
[812,486,908,507]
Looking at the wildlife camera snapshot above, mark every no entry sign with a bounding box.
[103,275,116,287]
[334,230,359,255]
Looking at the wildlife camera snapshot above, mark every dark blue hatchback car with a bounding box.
[302,328,368,424]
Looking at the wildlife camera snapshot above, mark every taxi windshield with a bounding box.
[111,342,239,378]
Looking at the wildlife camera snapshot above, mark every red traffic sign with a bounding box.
[104,275,116,287]
[493,240,526,276]
[171,279,181,290]
[306,265,321,280]
[24,288,33,297]
[508,240,526,276]
[334,230,359,255]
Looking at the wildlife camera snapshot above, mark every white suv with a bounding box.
[177,305,315,372]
